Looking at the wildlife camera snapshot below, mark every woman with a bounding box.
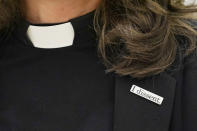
[0,0,197,131]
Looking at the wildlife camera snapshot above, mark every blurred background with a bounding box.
[184,0,197,5]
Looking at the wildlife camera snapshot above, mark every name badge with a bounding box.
[130,85,164,105]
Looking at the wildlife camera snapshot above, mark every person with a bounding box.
[0,0,197,131]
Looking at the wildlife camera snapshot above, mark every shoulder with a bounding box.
[183,47,197,66]
[182,48,197,80]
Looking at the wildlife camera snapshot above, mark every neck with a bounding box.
[21,0,101,24]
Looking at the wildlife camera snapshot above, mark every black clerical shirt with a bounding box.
[0,10,114,131]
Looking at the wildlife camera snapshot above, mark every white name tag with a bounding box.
[130,85,164,105]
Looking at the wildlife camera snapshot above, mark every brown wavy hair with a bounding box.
[1,0,197,78]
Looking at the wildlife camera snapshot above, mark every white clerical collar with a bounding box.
[14,10,97,49]
[26,22,74,49]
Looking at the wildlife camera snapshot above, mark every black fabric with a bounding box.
[0,10,114,131]
[0,9,197,131]
[112,48,197,131]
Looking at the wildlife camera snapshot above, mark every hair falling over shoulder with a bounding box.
[93,0,197,78]
[0,0,197,78]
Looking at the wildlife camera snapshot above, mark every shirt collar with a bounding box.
[12,10,98,49]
